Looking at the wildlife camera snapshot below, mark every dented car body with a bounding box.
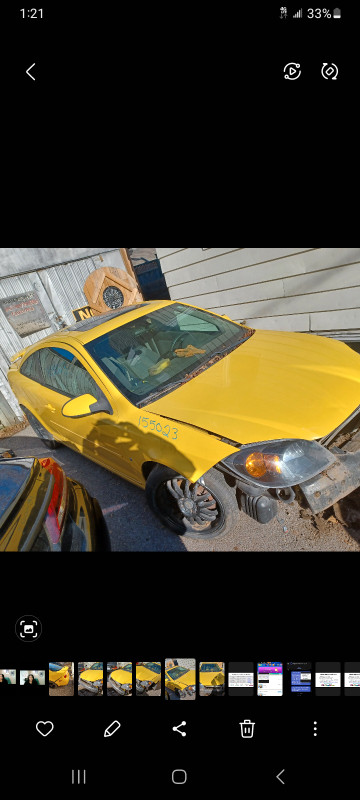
[7,299,360,540]
[109,664,132,695]
[78,663,103,694]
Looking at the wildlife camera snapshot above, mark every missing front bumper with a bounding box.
[299,450,360,514]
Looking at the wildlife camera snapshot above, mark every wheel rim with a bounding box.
[155,476,225,535]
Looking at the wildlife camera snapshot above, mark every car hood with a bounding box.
[147,330,360,443]
[136,666,161,681]
[80,669,103,682]
[111,669,132,684]
[199,670,224,687]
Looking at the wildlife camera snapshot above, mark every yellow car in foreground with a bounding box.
[199,662,225,696]
[136,662,162,694]
[8,299,360,540]
[49,663,70,687]
[78,662,103,694]
[109,664,132,695]
[165,665,196,699]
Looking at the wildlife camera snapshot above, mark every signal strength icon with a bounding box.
[293,8,303,17]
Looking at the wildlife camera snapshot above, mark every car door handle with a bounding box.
[46,404,56,413]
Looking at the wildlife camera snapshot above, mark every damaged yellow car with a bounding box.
[165,665,196,699]
[108,663,132,695]
[8,300,360,540]
[49,662,70,687]
[199,662,225,696]
[78,662,103,694]
[136,662,161,694]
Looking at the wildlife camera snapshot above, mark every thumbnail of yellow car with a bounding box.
[136,662,162,694]
[8,299,360,541]
[199,662,225,696]
[165,665,196,699]
[78,662,103,694]
[49,662,70,687]
[109,664,133,695]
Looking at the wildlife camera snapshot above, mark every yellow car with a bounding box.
[136,662,162,694]
[109,664,132,695]
[49,662,70,687]
[78,662,103,694]
[199,662,225,696]
[165,665,196,698]
[8,299,360,539]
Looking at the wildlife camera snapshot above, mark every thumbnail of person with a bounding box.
[20,670,45,688]
[0,669,16,686]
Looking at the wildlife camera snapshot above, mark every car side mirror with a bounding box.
[62,393,112,418]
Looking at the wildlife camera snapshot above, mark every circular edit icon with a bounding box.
[15,615,42,641]
[284,62,301,80]
[321,63,338,80]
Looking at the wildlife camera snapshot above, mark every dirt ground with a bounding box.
[0,420,28,439]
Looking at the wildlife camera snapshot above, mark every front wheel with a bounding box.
[145,465,239,539]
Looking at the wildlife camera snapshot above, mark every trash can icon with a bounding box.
[239,719,255,738]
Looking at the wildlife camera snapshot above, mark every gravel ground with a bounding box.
[2,423,360,552]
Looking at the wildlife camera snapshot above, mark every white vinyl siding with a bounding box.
[156,248,360,337]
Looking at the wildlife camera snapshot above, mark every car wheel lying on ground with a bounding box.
[0,454,110,552]
[7,299,360,540]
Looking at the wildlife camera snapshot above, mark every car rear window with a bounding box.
[0,462,32,518]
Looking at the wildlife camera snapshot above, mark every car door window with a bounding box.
[22,347,101,399]
[20,351,44,383]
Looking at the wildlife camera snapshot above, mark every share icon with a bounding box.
[172,721,187,737]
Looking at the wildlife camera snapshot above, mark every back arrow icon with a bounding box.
[276,769,285,785]
[26,63,36,81]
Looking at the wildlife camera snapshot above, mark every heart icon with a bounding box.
[36,721,54,737]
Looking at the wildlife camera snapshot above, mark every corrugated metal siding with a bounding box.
[0,250,122,419]
[157,248,360,337]
[0,392,18,428]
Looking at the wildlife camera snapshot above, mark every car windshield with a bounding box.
[49,663,63,671]
[142,662,161,673]
[84,303,254,407]
[117,664,132,672]
[89,663,103,670]
[200,663,221,672]
[167,666,189,680]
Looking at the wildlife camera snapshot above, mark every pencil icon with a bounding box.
[104,720,121,738]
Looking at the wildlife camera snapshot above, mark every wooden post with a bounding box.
[119,248,142,295]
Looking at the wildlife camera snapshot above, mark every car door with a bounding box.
[31,345,107,456]
[35,344,144,483]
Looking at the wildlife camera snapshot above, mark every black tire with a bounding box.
[145,464,240,539]
[20,406,62,450]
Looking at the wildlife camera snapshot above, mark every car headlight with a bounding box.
[224,439,336,489]
[93,680,102,687]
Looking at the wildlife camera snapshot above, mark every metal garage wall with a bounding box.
[0,250,125,419]
[157,248,360,339]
